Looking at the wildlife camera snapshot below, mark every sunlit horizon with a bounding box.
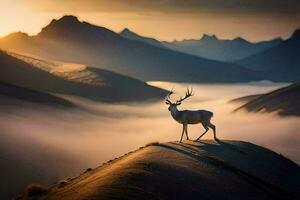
[1,0,300,42]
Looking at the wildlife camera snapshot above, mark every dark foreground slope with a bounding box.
[233,82,300,116]
[0,50,166,102]
[21,140,300,200]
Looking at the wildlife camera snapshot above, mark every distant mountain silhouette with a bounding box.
[163,34,283,61]
[0,15,261,83]
[119,30,282,62]
[237,29,300,82]
[233,82,300,116]
[0,50,166,102]
[120,28,165,48]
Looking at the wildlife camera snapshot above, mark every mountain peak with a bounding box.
[47,15,81,27]
[120,28,137,37]
[56,15,80,23]
[233,37,249,43]
[291,28,300,40]
[121,28,131,34]
[38,15,85,38]
[45,15,82,28]
[201,34,218,41]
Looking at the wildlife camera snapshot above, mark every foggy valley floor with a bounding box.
[0,82,299,199]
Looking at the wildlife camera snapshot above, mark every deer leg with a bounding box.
[207,122,217,141]
[185,125,189,140]
[179,124,186,143]
[195,123,209,141]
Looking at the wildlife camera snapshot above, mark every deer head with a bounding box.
[165,88,193,111]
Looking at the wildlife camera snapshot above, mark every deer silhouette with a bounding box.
[165,88,217,142]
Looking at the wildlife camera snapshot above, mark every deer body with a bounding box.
[166,89,217,142]
[170,107,213,124]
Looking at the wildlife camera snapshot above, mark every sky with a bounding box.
[1,0,300,42]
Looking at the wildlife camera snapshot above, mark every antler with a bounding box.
[165,89,174,105]
[176,88,193,105]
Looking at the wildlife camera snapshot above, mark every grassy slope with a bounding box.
[24,140,300,200]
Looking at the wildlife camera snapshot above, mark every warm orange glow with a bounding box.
[0,0,46,36]
[0,0,299,41]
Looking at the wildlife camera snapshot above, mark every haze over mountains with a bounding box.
[164,35,283,61]
[0,15,262,83]
[1,15,299,83]
[120,28,283,61]
[120,27,300,82]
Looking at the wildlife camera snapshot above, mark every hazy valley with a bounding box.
[0,12,299,200]
[1,81,300,199]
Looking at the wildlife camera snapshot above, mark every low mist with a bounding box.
[0,81,299,198]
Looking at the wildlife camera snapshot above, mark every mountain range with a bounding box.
[120,28,283,61]
[163,35,283,61]
[237,29,300,82]
[0,15,262,83]
[120,27,300,82]
[1,15,299,83]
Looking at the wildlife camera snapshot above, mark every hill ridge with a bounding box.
[233,82,300,116]
[20,140,300,200]
[0,50,167,102]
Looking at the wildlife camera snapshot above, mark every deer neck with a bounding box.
[170,106,181,122]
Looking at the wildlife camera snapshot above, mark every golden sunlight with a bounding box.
[1,0,299,41]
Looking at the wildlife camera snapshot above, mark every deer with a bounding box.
[165,88,217,143]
